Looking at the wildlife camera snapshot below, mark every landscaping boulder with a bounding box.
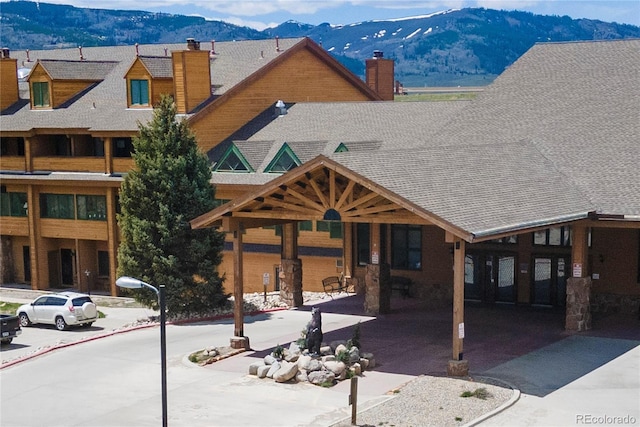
[307,370,335,385]
[274,361,298,383]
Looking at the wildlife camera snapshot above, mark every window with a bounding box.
[317,221,342,239]
[334,143,349,153]
[130,79,149,105]
[391,224,422,270]
[0,192,27,217]
[490,235,518,244]
[98,251,109,277]
[113,138,133,158]
[265,144,300,173]
[76,195,106,220]
[215,146,252,172]
[534,226,571,246]
[298,221,312,231]
[357,223,370,266]
[32,82,50,107]
[40,194,74,219]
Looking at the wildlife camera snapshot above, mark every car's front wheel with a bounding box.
[55,316,68,331]
[1,338,12,345]
[18,312,31,327]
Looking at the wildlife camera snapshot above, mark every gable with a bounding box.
[189,38,381,154]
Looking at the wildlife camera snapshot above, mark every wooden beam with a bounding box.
[262,198,320,215]
[285,187,325,212]
[308,176,330,209]
[342,203,400,217]
[571,225,589,278]
[106,187,119,296]
[232,223,244,337]
[335,180,356,210]
[329,169,336,208]
[452,239,465,361]
[342,191,379,211]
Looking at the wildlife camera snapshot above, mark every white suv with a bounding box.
[17,292,98,331]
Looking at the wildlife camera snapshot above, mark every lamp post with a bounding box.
[116,276,167,427]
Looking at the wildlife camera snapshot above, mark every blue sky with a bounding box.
[23,1,640,29]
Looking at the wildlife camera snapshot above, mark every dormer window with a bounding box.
[265,143,300,173]
[130,79,150,106]
[32,81,50,107]
[214,145,253,172]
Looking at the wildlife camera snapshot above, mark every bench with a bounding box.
[391,276,412,298]
[322,275,352,298]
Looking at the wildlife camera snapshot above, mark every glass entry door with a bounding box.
[532,256,569,306]
[464,252,517,303]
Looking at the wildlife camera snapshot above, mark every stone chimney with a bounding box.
[365,50,395,101]
[0,47,19,110]
[172,39,211,113]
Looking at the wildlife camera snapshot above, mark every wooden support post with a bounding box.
[343,222,353,281]
[233,222,244,338]
[350,376,358,425]
[566,224,592,331]
[106,187,118,296]
[26,184,39,290]
[448,238,469,376]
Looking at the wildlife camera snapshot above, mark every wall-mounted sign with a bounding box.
[572,263,582,277]
[371,251,379,265]
[458,322,465,339]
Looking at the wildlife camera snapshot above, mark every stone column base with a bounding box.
[447,359,469,377]
[230,336,250,350]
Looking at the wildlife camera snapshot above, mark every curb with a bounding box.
[0,306,289,370]
[463,377,521,427]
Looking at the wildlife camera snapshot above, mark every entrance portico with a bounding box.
[192,156,473,373]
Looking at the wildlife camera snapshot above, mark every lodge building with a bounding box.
[1,37,639,372]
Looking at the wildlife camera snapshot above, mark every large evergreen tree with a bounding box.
[117,95,227,316]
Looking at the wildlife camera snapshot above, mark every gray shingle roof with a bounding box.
[137,56,173,78]
[34,59,118,81]
[210,39,640,237]
[1,38,306,132]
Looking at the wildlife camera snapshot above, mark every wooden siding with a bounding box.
[172,50,211,113]
[9,236,30,283]
[51,80,94,108]
[28,65,51,109]
[33,156,106,172]
[191,48,373,153]
[0,58,19,110]
[0,156,26,170]
[153,78,174,105]
[218,251,344,294]
[113,157,135,173]
[126,60,151,107]
[40,218,108,240]
[0,217,29,236]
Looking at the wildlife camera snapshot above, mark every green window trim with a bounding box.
[32,81,50,107]
[334,143,349,153]
[130,79,150,106]
[264,143,300,173]
[214,145,253,172]
[317,220,343,239]
[298,220,313,231]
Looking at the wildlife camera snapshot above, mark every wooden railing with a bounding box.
[0,156,26,171]
[33,156,106,173]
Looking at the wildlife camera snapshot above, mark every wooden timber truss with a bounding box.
[191,156,465,234]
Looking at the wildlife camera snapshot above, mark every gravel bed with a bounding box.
[332,375,514,427]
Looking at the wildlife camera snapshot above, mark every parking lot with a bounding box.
[0,287,158,366]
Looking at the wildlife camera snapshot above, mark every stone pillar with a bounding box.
[565,277,592,331]
[279,258,303,307]
[363,263,390,315]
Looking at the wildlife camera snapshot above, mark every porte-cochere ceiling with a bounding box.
[191,156,453,231]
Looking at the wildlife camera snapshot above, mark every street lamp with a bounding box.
[116,276,168,427]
